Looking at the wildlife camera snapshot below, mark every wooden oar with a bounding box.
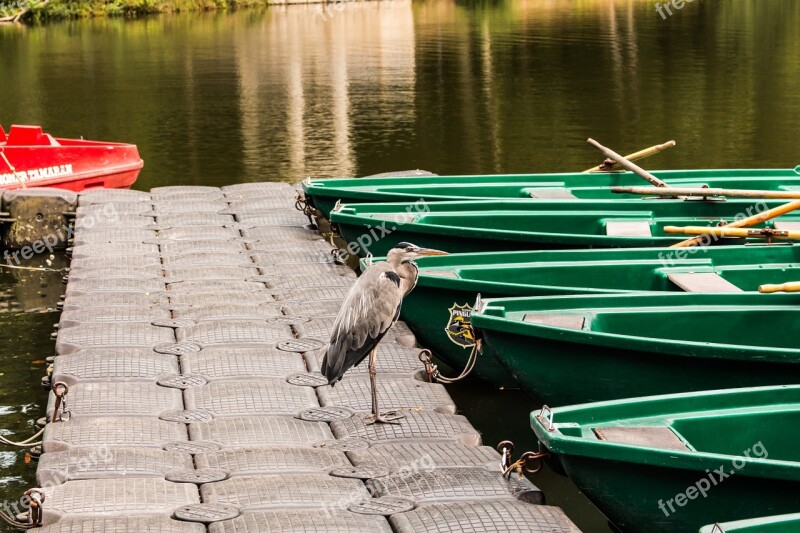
[586,139,669,187]
[759,282,800,293]
[664,226,800,240]
[584,141,676,173]
[670,200,800,248]
[612,186,800,200]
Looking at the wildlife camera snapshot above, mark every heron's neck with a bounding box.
[397,261,418,295]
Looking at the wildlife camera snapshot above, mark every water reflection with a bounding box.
[0,255,65,516]
[1,0,798,188]
[234,1,416,181]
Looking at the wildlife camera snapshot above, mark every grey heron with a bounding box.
[321,242,448,424]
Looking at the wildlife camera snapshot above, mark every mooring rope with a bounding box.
[0,263,67,273]
[418,339,480,384]
[0,427,44,448]
[0,489,44,529]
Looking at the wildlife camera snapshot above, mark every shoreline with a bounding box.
[3,0,327,22]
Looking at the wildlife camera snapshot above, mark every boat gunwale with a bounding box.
[699,512,800,532]
[530,385,800,481]
[472,293,800,362]
[331,198,800,248]
[304,167,800,194]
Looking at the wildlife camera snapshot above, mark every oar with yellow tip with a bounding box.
[586,139,670,187]
[759,282,800,293]
[670,200,800,248]
[612,186,800,200]
[664,225,800,241]
[584,140,676,173]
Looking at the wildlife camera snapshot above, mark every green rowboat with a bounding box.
[530,385,800,533]
[700,514,800,532]
[303,167,800,218]
[331,199,800,257]
[368,245,800,387]
[471,293,800,404]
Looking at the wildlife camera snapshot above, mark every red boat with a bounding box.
[0,125,143,191]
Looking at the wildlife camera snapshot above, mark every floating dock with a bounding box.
[32,183,579,532]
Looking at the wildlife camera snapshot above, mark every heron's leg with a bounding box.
[365,346,403,425]
[369,348,379,417]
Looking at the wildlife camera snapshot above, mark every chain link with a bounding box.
[496,440,548,479]
[51,381,70,423]
[417,331,480,384]
[294,192,317,226]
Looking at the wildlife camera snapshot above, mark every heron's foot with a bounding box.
[364,411,404,425]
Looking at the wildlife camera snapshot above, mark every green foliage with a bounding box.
[26,0,267,21]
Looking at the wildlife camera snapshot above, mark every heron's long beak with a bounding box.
[417,247,449,256]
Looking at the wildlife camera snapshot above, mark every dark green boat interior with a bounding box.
[585,308,799,349]
[672,411,798,461]
[308,168,800,192]
[506,305,800,352]
[556,405,800,463]
[448,262,800,292]
[411,245,800,275]
[700,513,800,532]
[305,168,800,216]
[532,386,800,477]
[341,178,800,201]
[476,293,800,359]
[408,211,792,239]
[334,198,800,245]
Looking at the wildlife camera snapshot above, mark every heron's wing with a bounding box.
[321,263,404,383]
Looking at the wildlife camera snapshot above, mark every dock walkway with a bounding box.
[33,183,579,532]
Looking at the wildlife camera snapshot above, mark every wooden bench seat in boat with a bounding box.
[773,221,800,231]
[594,426,690,451]
[528,189,578,199]
[523,313,585,330]
[605,220,652,237]
[666,272,742,293]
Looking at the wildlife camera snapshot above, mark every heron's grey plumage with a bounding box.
[321,263,404,384]
[320,242,448,423]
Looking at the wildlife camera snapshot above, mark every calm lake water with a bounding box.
[0,0,798,530]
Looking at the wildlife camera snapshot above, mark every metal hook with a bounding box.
[496,440,514,472]
[537,405,555,431]
[418,349,436,382]
[51,381,70,423]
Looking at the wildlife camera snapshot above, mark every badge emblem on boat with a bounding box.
[445,303,475,348]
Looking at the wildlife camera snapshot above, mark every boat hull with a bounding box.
[398,244,800,387]
[401,282,516,387]
[478,323,800,405]
[559,454,800,533]
[472,293,800,404]
[0,125,143,191]
[531,386,800,532]
[330,198,800,257]
[304,167,800,219]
